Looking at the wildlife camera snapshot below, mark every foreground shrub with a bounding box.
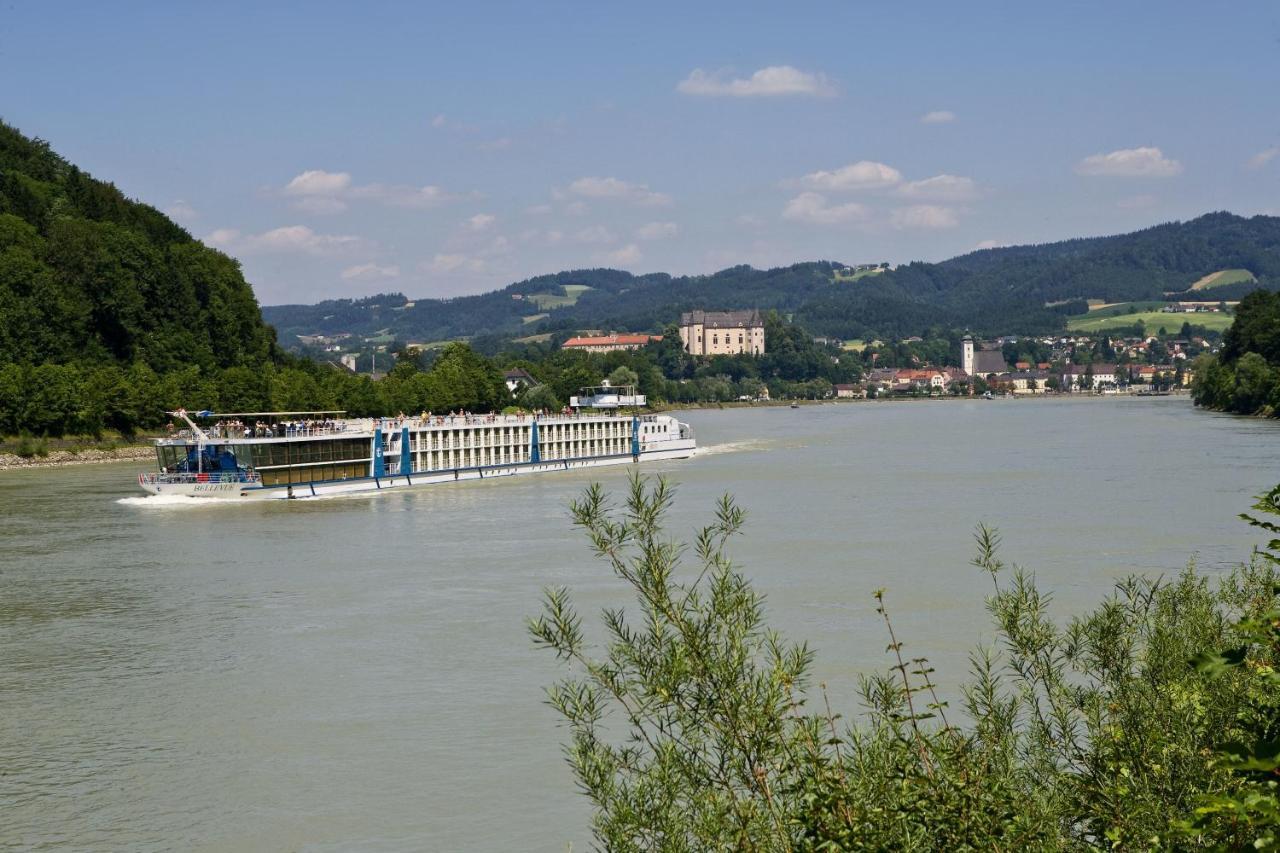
[531,475,1280,850]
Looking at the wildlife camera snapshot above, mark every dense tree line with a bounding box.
[0,345,511,437]
[1193,289,1280,416]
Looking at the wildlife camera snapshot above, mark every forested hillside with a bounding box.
[266,212,1280,348]
[0,121,276,370]
[0,120,279,434]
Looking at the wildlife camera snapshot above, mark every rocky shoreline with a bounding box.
[0,445,154,471]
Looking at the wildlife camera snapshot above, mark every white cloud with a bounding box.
[348,183,459,208]
[974,239,1002,250]
[567,176,671,206]
[341,262,400,281]
[229,225,367,255]
[276,170,466,212]
[636,221,678,241]
[205,228,240,247]
[426,253,486,274]
[1075,146,1183,177]
[781,192,870,226]
[293,196,348,215]
[602,244,642,266]
[891,205,960,229]
[565,201,589,216]
[920,110,956,124]
[525,204,553,216]
[431,114,448,128]
[574,225,617,244]
[676,65,836,98]
[1117,194,1158,210]
[284,169,352,196]
[799,161,902,192]
[516,228,562,246]
[482,235,511,256]
[465,213,496,231]
[165,200,199,222]
[1248,147,1279,170]
[897,174,979,201]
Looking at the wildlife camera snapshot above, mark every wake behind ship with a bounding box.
[138,405,696,500]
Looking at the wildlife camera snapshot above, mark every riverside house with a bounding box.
[1062,363,1118,391]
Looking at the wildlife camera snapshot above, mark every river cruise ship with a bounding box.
[137,408,696,500]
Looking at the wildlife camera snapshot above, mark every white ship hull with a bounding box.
[139,414,695,500]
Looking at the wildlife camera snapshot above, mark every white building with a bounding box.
[679,309,765,356]
[1062,364,1118,390]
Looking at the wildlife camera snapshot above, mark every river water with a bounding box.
[2,397,1277,851]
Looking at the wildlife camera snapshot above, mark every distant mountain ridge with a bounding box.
[265,212,1280,347]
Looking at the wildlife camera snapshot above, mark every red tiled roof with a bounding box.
[562,334,661,348]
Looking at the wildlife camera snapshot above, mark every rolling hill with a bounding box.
[266,212,1280,349]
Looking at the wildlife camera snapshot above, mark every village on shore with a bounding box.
[539,309,1206,400]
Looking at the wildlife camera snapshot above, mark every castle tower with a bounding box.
[961,336,974,377]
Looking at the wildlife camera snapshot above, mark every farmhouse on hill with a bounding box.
[560,333,661,353]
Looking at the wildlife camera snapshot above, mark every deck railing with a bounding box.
[139,471,263,486]
[160,411,655,445]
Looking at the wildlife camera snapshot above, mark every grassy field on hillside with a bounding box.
[1067,309,1234,333]
[521,313,549,324]
[1188,268,1255,291]
[527,284,593,309]
[841,339,867,351]
[1086,301,1169,316]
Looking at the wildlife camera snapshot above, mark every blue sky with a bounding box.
[3,1,1278,304]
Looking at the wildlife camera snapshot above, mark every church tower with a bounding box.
[961,336,975,377]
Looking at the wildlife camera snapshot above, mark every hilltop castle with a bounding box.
[678,309,765,356]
